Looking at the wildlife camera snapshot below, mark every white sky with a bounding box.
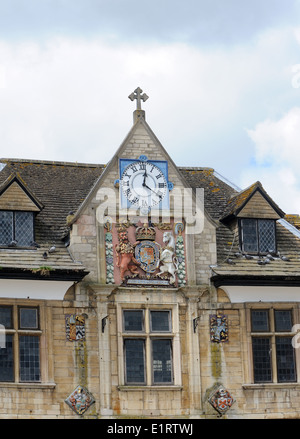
[1,0,300,213]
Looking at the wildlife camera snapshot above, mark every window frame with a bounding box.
[239,218,277,255]
[119,306,179,387]
[249,306,298,384]
[0,301,51,385]
[0,210,35,248]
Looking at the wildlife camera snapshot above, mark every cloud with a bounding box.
[0,0,298,46]
[247,107,300,169]
[0,35,280,164]
[242,107,300,213]
[0,24,300,216]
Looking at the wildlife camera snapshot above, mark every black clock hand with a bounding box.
[142,169,147,187]
[144,184,162,198]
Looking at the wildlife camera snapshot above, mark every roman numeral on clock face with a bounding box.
[120,160,168,208]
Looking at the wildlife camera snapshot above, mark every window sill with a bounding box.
[118,385,183,392]
[0,246,36,250]
[0,382,56,390]
[243,383,300,390]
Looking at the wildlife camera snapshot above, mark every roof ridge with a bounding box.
[0,158,106,168]
[1,160,216,172]
[178,166,214,171]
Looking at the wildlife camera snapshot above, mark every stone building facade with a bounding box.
[0,89,300,418]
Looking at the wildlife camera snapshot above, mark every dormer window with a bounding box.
[240,218,276,254]
[0,211,34,247]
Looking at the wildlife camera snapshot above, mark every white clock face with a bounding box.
[120,161,168,208]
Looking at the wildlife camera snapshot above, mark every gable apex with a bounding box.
[0,173,43,212]
[70,116,194,224]
[221,181,285,223]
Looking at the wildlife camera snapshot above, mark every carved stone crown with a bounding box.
[135,223,156,241]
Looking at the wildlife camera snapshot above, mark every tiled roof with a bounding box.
[220,181,284,222]
[214,221,300,279]
[180,167,300,282]
[178,167,237,220]
[0,158,299,283]
[285,214,300,230]
[0,159,105,242]
[0,159,105,277]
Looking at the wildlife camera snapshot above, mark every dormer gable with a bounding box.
[220,182,285,255]
[0,174,43,248]
[0,173,43,212]
[220,181,285,224]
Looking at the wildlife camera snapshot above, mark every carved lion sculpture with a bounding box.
[115,230,140,281]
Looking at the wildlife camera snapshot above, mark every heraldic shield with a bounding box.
[208,385,235,415]
[135,240,160,274]
[65,385,95,415]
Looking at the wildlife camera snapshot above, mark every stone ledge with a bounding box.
[242,383,300,390]
[117,385,183,392]
[0,382,56,390]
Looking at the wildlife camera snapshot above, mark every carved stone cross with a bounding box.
[128,87,149,110]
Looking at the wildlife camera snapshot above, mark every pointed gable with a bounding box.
[70,116,194,224]
[221,181,284,223]
[0,174,43,212]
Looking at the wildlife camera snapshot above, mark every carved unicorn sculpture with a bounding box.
[157,231,178,284]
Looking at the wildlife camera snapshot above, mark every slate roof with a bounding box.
[1,158,300,284]
[0,159,105,279]
[178,167,237,220]
[179,166,300,285]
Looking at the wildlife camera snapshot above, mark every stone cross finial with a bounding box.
[128,87,149,110]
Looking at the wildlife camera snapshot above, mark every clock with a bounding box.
[119,157,170,211]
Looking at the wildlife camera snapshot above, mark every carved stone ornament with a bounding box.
[65,314,85,342]
[157,231,178,284]
[65,385,95,415]
[105,228,114,284]
[208,385,235,415]
[175,222,186,286]
[113,222,182,287]
[135,240,161,274]
[115,226,140,281]
[210,314,229,343]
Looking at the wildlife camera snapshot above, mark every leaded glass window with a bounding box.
[0,334,14,382]
[124,339,145,384]
[123,310,144,332]
[276,337,296,382]
[0,211,13,245]
[15,212,34,246]
[0,305,41,383]
[274,310,292,332]
[19,336,40,382]
[252,337,272,382]
[152,339,172,383]
[251,310,269,332]
[240,218,276,254]
[258,220,276,253]
[122,309,174,385]
[251,309,296,383]
[19,307,39,330]
[0,306,13,329]
[150,311,171,332]
[0,211,34,246]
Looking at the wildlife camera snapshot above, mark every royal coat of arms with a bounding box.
[135,240,161,274]
[65,314,86,342]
